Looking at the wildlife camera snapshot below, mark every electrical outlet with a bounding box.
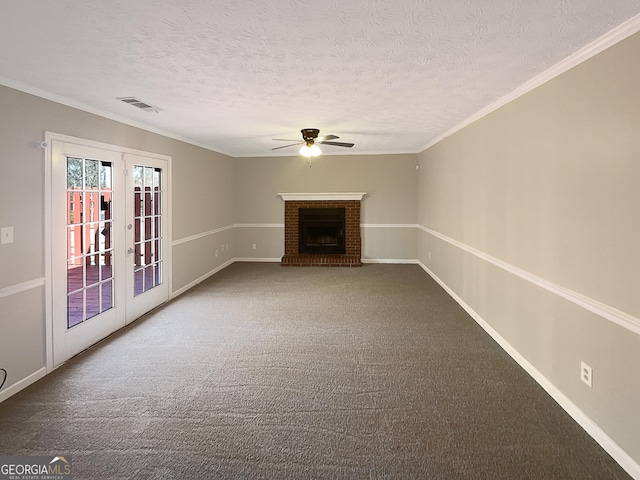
[1,226,14,245]
[581,361,592,388]
[215,249,219,257]
[252,244,257,250]
[428,251,431,259]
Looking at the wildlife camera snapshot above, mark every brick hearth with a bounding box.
[281,253,362,267]
[280,197,363,267]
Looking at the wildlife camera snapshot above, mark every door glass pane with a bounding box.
[154,263,162,286]
[99,221,111,251]
[67,225,81,262]
[154,239,161,262]
[133,165,162,296]
[66,157,114,328]
[101,281,113,311]
[67,192,81,224]
[67,260,83,295]
[100,161,112,190]
[68,291,84,328]
[100,257,112,278]
[144,266,155,289]
[67,158,83,189]
[87,191,99,222]
[85,159,99,188]
[144,240,152,265]
[86,285,100,320]
[144,167,153,188]
[134,268,144,296]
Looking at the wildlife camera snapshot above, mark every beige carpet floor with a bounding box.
[0,263,631,479]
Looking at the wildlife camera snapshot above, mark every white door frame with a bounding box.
[44,132,172,371]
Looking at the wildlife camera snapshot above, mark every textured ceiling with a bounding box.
[1,1,639,157]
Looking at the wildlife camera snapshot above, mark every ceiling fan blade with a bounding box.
[319,141,354,148]
[271,142,303,150]
[272,139,302,142]
[320,134,339,141]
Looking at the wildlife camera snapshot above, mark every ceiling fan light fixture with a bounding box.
[300,144,321,157]
[272,128,352,154]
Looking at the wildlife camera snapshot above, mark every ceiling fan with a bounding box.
[272,128,354,157]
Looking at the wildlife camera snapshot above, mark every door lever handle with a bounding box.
[127,248,135,255]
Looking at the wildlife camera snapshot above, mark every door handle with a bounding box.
[127,248,135,255]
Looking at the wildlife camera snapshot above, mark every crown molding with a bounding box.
[421,13,640,152]
[0,75,235,157]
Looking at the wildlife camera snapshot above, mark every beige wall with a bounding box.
[234,153,419,260]
[418,31,640,467]
[0,85,235,395]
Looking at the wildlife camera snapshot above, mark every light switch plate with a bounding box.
[1,227,14,245]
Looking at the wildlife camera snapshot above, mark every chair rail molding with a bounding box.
[418,225,640,336]
[0,278,45,299]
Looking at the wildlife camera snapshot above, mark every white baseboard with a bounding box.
[170,259,235,298]
[362,258,418,264]
[417,261,640,480]
[234,257,281,263]
[0,367,47,404]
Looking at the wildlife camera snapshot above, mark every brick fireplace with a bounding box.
[278,193,366,267]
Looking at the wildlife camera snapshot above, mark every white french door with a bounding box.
[124,153,168,322]
[50,136,170,367]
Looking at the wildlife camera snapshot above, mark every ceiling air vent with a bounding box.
[116,97,161,113]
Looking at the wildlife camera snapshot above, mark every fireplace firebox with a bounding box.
[299,208,345,254]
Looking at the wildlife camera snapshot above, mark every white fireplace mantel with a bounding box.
[277,192,367,201]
